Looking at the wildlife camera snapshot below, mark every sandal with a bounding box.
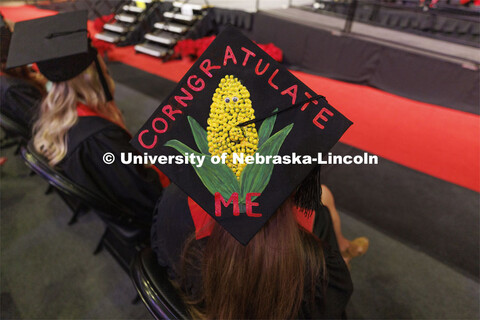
[342,237,369,267]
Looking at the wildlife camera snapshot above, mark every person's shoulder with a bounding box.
[65,116,125,157]
[155,184,189,216]
[74,111,132,138]
[151,183,195,268]
[1,74,42,98]
[153,183,194,239]
[1,74,27,87]
[72,116,119,133]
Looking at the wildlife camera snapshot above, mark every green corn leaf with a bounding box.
[164,140,240,199]
[257,108,278,147]
[240,123,294,200]
[187,116,210,155]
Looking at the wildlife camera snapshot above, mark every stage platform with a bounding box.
[247,7,479,114]
[266,7,480,64]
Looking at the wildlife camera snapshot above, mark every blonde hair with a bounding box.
[33,60,125,166]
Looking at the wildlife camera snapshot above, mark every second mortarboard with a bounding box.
[131,25,353,245]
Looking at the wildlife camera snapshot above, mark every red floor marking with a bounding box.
[2,5,479,192]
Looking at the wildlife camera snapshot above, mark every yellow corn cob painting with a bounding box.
[207,75,259,180]
[165,74,293,204]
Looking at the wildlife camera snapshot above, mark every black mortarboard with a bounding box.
[131,25,352,245]
[6,10,94,81]
[6,10,112,100]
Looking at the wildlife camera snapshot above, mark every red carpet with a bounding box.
[2,5,479,192]
[0,5,57,22]
[292,71,480,193]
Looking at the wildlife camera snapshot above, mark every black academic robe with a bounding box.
[151,184,353,319]
[57,115,163,224]
[0,74,42,129]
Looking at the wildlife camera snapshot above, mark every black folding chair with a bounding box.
[131,248,190,320]
[20,142,150,272]
[0,112,30,153]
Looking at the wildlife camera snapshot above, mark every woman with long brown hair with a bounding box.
[141,25,357,318]
[152,180,353,319]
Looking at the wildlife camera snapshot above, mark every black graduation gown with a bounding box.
[151,184,353,319]
[57,115,163,224]
[0,74,42,129]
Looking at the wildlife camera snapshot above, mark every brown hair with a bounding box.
[180,197,326,319]
[1,65,47,95]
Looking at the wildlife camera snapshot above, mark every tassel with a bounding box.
[294,165,322,216]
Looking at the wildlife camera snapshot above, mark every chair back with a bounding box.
[20,142,148,230]
[131,248,190,320]
[0,112,30,141]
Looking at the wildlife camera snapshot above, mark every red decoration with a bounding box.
[90,14,115,56]
[93,13,114,33]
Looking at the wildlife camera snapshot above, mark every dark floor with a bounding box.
[1,62,479,319]
[0,142,152,319]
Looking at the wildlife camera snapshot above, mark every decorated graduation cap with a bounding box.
[132,25,352,245]
[6,10,112,100]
